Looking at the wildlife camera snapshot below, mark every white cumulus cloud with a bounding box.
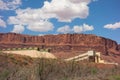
[57,25,71,33]
[73,24,94,33]
[82,23,94,31]
[73,26,83,33]
[27,20,54,32]
[57,23,94,33]
[7,0,91,33]
[12,25,24,33]
[0,0,21,10]
[104,22,120,29]
[8,8,54,32]
[0,18,6,28]
[42,0,90,22]
[38,34,45,36]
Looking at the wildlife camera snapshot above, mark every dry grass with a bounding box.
[0,53,120,80]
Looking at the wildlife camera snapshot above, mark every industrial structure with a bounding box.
[65,50,118,65]
[0,48,118,65]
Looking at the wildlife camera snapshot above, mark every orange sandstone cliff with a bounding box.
[0,33,119,55]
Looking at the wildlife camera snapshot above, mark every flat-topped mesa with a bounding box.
[0,33,119,55]
[0,33,44,44]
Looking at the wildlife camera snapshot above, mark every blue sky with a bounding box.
[0,0,120,43]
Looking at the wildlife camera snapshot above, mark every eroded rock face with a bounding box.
[0,33,119,54]
[118,45,120,51]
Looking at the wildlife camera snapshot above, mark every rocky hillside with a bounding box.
[0,33,119,55]
[0,52,120,80]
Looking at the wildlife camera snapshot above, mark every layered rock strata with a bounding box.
[0,33,119,55]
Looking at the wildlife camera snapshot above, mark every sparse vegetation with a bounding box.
[0,69,10,80]
[0,51,2,54]
[0,53,120,80]
[0,47,40,51]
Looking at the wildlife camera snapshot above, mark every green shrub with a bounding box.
[0,70,10,80]
[18,48,22,50]
[109,75,120,80]
[12,48,16,50]
[90,68,97,75]
[7,48,11,51]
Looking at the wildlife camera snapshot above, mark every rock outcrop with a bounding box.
[0,33,119,55]
[118,45,120,51]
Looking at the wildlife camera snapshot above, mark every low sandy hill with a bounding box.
[3,50,56,59]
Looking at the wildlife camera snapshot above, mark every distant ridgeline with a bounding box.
[0,47,51,52]
[0,33,119,55]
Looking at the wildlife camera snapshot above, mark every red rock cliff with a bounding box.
[118,45,120,51]
[0,33,119,54]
